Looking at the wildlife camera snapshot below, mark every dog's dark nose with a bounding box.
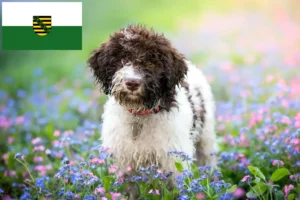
[125,78,141,91]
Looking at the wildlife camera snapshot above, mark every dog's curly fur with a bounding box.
[88,25,187,111]
[88,25,217,174]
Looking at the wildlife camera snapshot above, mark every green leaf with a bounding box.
[8,153,15,170]
[173,188,179,197]
[248,166,266,180]
[288,194,295,200]
[246,182,268,198]
[175,161,183,173]
[253,177,261,184]
[103,176,112,191]
[227,184,237,193]
[253,182,268,195]
[96,167,103,178]
[246,190,256,198]
[213,193,220,198]
[275,190,284,199]
[191,164,200,178]
[271,168,290,182]
[45,122,55,140]
[163,188,173,200]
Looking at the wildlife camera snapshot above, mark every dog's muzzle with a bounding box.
[124,77,141,91]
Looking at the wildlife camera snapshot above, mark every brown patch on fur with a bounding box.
[195,141,205,166]
[88,24,188,110]
[196,88,206,128]
[183,82,207,166]
[131,122,143,140]
[182,81,196,129]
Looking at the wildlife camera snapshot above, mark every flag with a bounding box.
[2,2,82,50]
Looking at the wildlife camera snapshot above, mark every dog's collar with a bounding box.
[128,106,160,115]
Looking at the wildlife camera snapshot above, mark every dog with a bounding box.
[88,25,217,174]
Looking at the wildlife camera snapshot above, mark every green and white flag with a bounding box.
[2,2,82,50]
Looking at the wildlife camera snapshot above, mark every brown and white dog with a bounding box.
[88,25,217,174]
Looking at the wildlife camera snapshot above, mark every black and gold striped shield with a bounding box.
[33,16,51,36]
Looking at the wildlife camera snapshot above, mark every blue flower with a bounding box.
[17,90,27,98]
[182,170,193,178]
[12,182,18,187]
[219,193,233,200]
[99,152,107,160]
[83,195,97,200]
[168,151,192,161]
[85,177,99,185]
[71,173,83,184]
[270,147,280,154]
[127,175,142,182]
[54,171,64,179]
[190,179,205,193]
[35,176,50,190]
[212,169,222,178]
[58,188,64,196]
[20,192,31,200]
[177,194,189,200]
[198,165,212,174]
[210,180,226,192]
[14,153,22,159]
[89,154,95,159]
[153,173,161,179]
[141,176,148,182]
[138,167,150,175]
[219,152,234,161]
[176,175,184,183]
[240,127,249,133]
[0,188,4,194]
[65,191,74,199]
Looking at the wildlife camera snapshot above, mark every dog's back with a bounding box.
[183,61,216,166]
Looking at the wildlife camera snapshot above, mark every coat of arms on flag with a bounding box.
[2,2,82,50]
[33,16,52,36]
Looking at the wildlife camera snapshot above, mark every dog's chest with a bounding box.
[101,90,195,169]
[125,116,169,145]
[131,121,143,140]
[102,110,194,155]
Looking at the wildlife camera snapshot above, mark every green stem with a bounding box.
[16,159,35,183]
[248,183,263,200]
[269,185,273,200]
[206,177,211,198]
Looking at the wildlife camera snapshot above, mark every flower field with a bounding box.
[0,12,300,200]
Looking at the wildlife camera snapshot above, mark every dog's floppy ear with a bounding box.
[88,41,122,95]
[160,46,187,92]
[169,51,188,87]
[152,32,187,89]
[158,47,188,110]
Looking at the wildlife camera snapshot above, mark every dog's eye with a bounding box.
[148,63,155,69]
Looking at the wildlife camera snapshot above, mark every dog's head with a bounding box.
[88,25,187,111]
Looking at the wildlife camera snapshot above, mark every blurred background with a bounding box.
[1,0,299,97]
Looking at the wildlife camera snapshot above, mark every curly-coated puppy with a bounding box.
[88,25,217,174]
